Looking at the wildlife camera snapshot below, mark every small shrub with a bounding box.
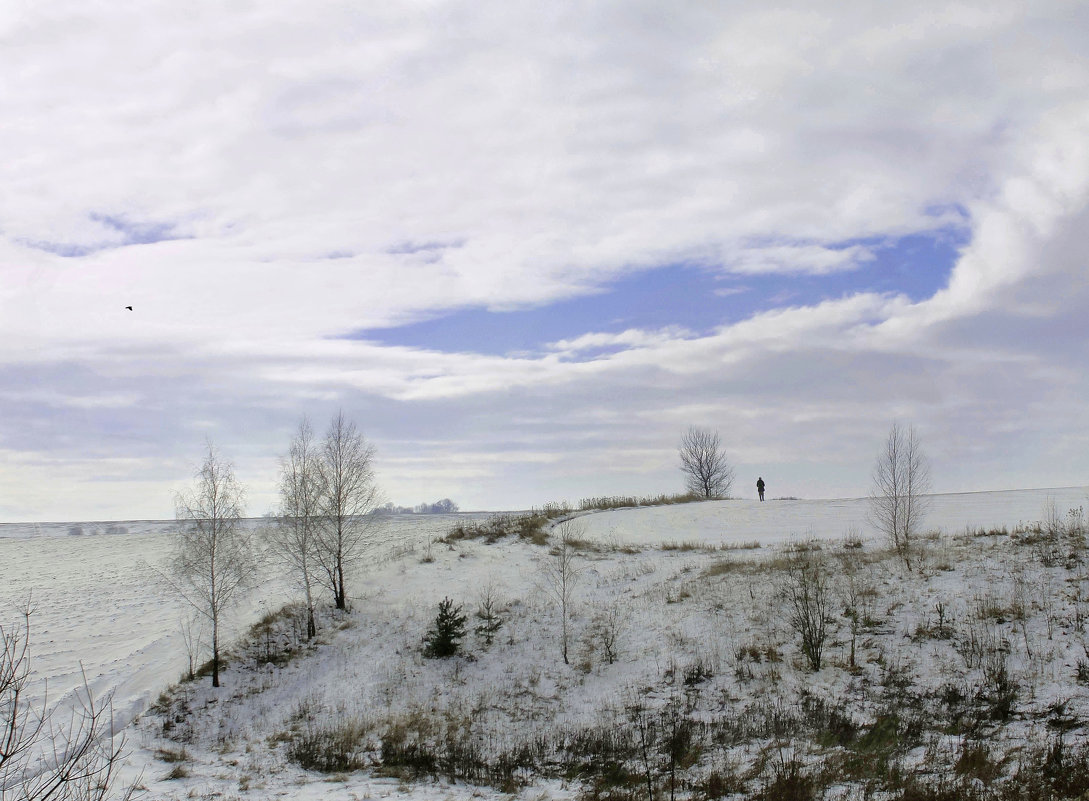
[802,694,857,748]
[424,597,467,658]
[587,601,625,665]
[474,585,505,648]
[693,763,745,799]
[978,645,1017,721]
[155,746,189,763]
[164,764,190,780]
[758,759,817,801]
[683,657,714,686]
[782,557,832,672]
[1076,649,1089,685]
[954,739,1002,784]
[288,718,370,773]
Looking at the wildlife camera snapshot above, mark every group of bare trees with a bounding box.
[170,410,380,688]
[168,410,927,691]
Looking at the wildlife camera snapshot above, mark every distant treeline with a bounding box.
[379,498,460,515]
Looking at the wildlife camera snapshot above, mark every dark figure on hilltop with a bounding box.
[757,477,765,502]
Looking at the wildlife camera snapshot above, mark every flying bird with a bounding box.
[124,306,133,311]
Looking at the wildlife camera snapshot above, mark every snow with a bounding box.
[4,487,1089,799]
[0,514,481,729]
[575,487,1089,549]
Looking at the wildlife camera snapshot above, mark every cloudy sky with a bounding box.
[2,1,1088,522]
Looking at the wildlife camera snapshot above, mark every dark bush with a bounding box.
[423,597,467,658]
[288,719,369,773]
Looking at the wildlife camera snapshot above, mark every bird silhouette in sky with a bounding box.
[124,306,133,311]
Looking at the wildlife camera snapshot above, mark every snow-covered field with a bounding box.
[0,513,482,729]
[575,487,1089,550]
[5,487,1089,800]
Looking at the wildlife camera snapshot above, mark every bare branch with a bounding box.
[2,606,133,801]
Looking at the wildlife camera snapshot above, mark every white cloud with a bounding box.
[724,244,874,276]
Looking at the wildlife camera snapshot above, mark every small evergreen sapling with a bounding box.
[475,583,504,647]
[424,597,467,658]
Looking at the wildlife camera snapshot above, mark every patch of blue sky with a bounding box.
[89,213,183,246]
[22,213,187,257]
[353,227,967,357]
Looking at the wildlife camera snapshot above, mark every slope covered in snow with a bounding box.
[103,486,1089,799]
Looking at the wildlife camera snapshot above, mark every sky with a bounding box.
[2,1,1088,522]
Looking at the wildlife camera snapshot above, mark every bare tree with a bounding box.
[869,422,931,571]
[588,597,626,665]
[541,518,583,665]
[171,443,252,687]
[269,417,324,638]
[783,556,832,672]
[678,426,734,499]
[2,603,133,801]
[178,613,204,682]
[316,411,380,611]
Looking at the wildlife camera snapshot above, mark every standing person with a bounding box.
[757,477,765,502]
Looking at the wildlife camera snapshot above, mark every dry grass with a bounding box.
[577,492,706,511]
[440,513,550,546]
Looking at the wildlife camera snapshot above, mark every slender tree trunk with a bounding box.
[303,577,316,639]
[336,558,347,610]
[637,709,654,801]
[561,606,569,664]
[212,619,220,687]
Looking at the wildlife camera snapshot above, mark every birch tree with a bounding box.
[542,519,583,665]
[172,443,252,687]
[269,417,324,639]
[316,411,380,611]
[869,422,931,571]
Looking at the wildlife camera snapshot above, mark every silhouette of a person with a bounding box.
[757,477,765,502]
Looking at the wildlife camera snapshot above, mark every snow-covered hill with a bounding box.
[6,488,1089,799]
